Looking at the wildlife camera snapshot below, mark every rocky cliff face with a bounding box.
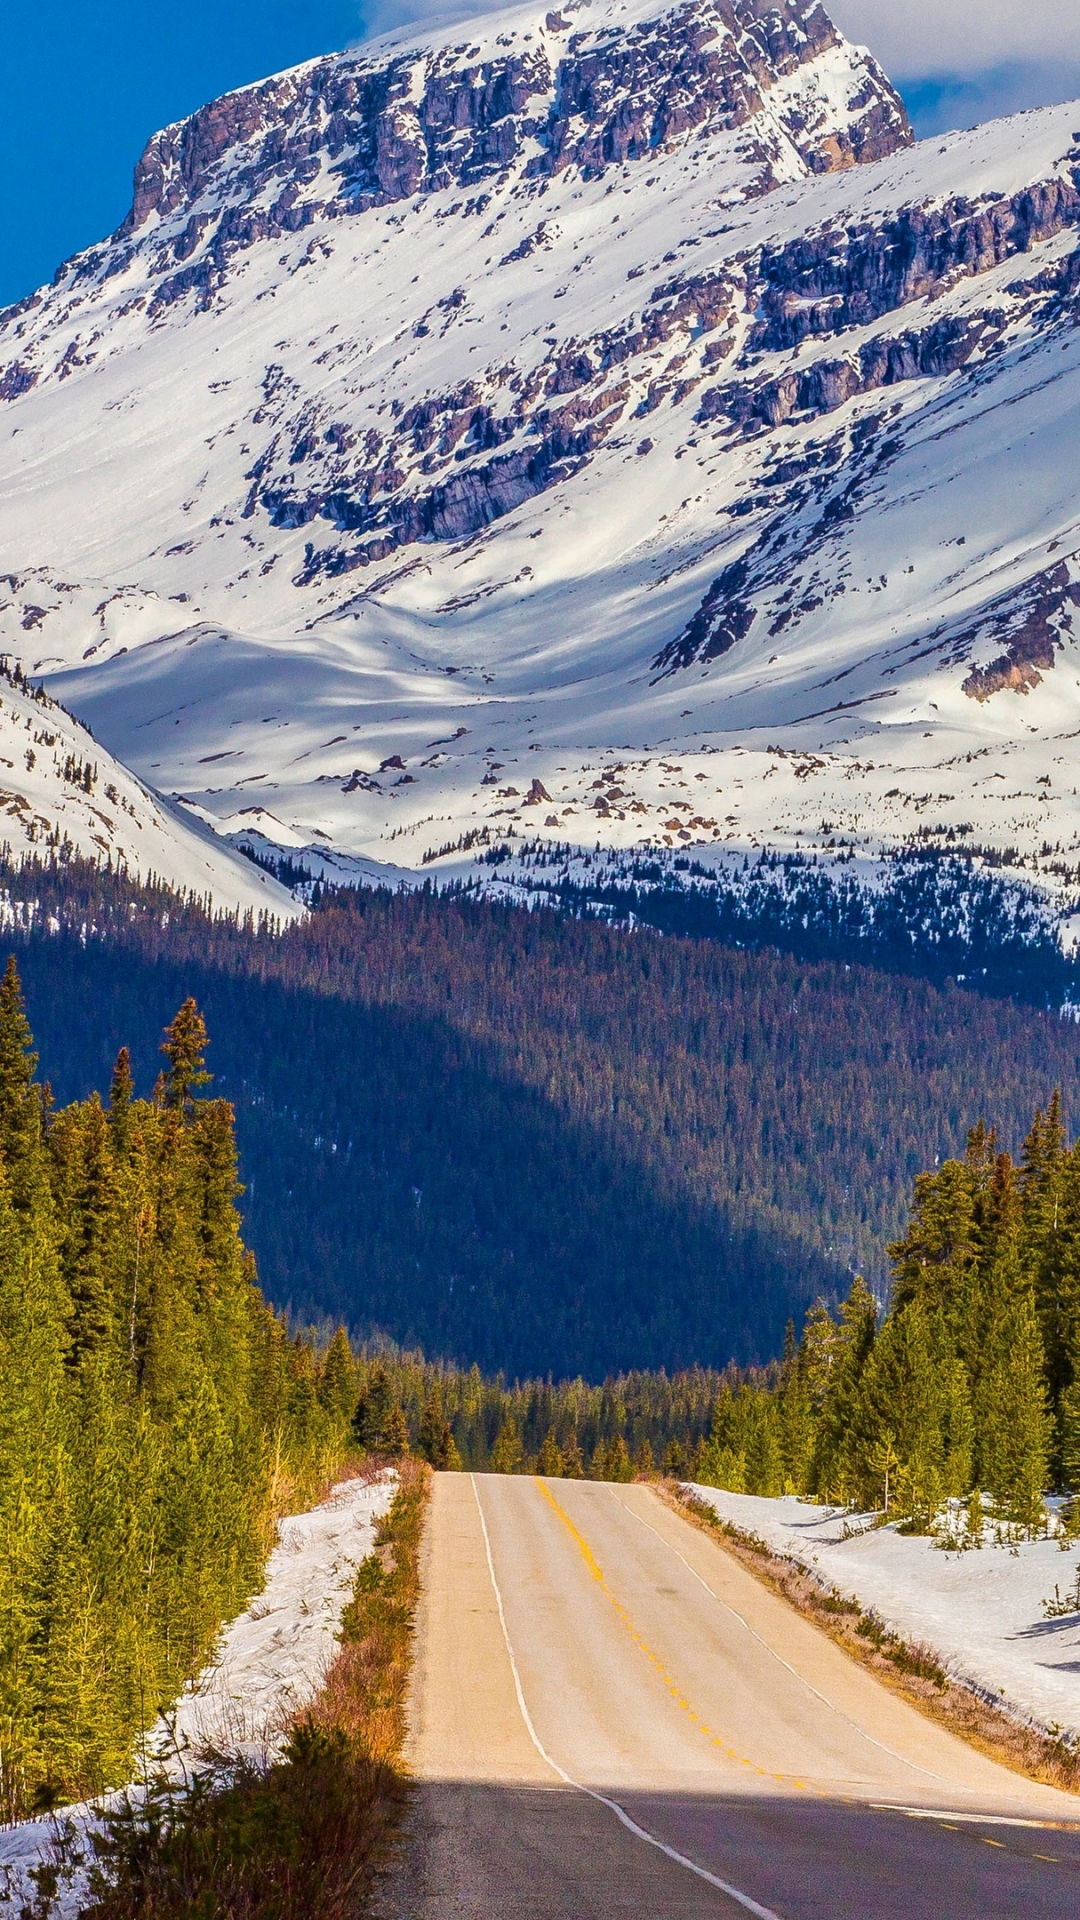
[2,0,1080,911]
[123,0,907,239]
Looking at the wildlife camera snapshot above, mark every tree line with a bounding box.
[0,964,355,1822]
[353,1099,1080,1534]
[6,859,1080,1379]
[686,1103,1080,1534]
[347,1352,735,1481]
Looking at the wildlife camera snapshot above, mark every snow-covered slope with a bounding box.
[690,1486,1080,1745]
[4,0,1080,905]
[0,664,298,916]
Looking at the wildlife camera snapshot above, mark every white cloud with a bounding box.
[827,1,1080,135]
[825,0,1080,79]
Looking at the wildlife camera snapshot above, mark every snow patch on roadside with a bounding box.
[0,1470,395,1914]
[689,1486,1080,1742]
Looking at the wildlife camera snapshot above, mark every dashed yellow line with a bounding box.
[534,1478,807,1792]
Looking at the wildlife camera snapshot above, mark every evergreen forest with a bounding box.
[0,964,356,1822]
[681,1104,1080,1534]
[2,849,1080,1826]
[6,860,1080,1378]
[355,1097,1080,1536]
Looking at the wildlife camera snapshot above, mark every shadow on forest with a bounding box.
[16,940,839,1378]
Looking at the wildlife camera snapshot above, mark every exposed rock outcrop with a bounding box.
[748,178,1080,352]
[700,310,1004,432]
[960,560,1080,700]
[105,0,908,314]
[651,561,757,675]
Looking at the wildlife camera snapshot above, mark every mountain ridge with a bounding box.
[3,0,1080,920]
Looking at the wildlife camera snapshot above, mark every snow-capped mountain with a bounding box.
[3,0,1080,907]
[0,665,298,916]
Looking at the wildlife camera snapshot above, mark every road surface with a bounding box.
[378,1472,1080,1918]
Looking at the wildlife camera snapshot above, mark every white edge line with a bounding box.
[620,1495,965,1792]
[871,1805,1078,1831]
[469,1473,785,1920]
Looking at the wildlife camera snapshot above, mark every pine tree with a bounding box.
[0,955,47,1218]
[490,1415,523,1474]
[537,1428,564,1476]
[160,999,211,1116]
[978,1273,1050,1533]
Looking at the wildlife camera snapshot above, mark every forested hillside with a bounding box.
[0,965,354,1820]
[5,860,1080,1378]
[684,1102,1080,1529]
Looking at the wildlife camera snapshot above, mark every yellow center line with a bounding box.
[534,1478,808,1792]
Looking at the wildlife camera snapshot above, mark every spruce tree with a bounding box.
[353,1364,393,1450]
[319,1328,356,1429]
[418,1380,455,1468]
[853,1301,971,1527]
[777,1328,815,1494]
[382,1402,410,1457]
[51,1095,117,1362]
[888,1157,977,1335]
[107,1048,135,1157]
[813,1275,877,1502]
[0,956,48,1219]
[160,999,211,1116]
[490,1415,523,1473]
[1062,1381,1080,1494]
[979,1273,1050,1533]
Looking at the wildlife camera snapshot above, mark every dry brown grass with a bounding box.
[307,1457,427,1766]
[660,1481,1080,1798]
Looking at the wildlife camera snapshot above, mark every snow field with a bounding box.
[688,1485,1080,1743]
[0,1469,396,1914]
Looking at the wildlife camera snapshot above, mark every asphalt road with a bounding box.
[378,1472,1080,1918]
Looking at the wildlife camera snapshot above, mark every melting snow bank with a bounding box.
[689,1486,1080,1743]
[0,1469,395,1914]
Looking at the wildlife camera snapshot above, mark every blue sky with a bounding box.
[1,1,366,307]
[2,0,1079,310]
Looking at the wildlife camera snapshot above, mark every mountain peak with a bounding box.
[6,6,1080,920]
[120,0,908,251]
